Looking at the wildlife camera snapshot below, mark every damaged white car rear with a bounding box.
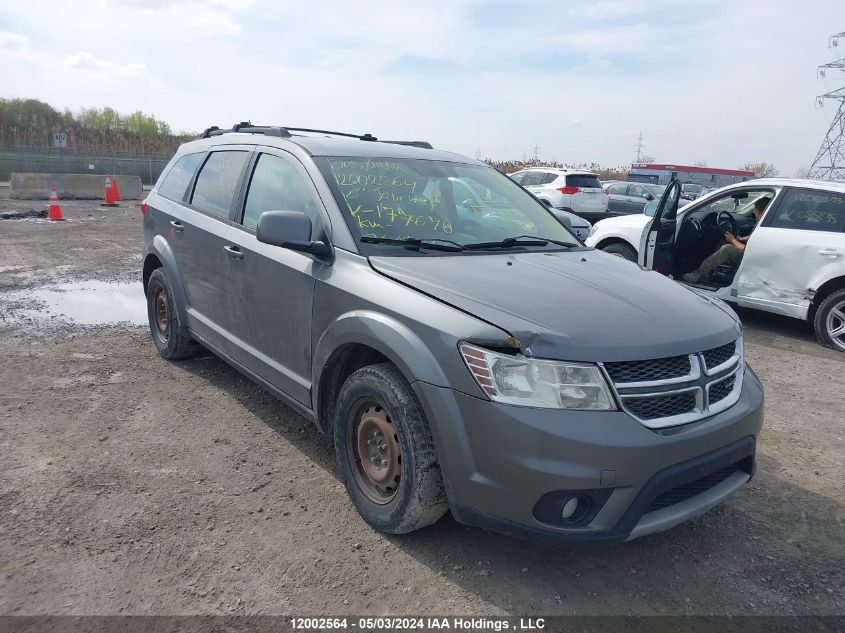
[639,179,845,351]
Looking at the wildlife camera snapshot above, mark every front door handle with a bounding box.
[818,248,842,258]
[224,245,243,261]
[170,220,183,233]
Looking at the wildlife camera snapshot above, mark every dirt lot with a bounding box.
[0,190,843,617]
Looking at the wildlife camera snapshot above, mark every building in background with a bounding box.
[628,163,755,188]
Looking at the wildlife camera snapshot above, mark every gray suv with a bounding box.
[141,124,764,543]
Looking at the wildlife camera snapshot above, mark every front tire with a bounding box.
[334,363,447,533]
[814,289,845,352]
[146,268,199,360]
[602,241,637,262]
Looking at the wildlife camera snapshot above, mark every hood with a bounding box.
[369,249,741,362]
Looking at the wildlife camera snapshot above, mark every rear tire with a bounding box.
[334,363,447,533]
[813,288,845,352]
[601,241,637,262]
[146,268,199,360]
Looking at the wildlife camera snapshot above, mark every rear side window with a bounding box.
[768,189,845,233]
[541,172,558,184]
[242,153,320,231]
[191,151,250,218]
[158,152,204,201]
[566,174,601,189]
[521,172,545,186]
[607,183,627,195]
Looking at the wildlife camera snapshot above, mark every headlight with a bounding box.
[460,343,617,410]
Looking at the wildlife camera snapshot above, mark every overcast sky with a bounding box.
[1,0,844,174]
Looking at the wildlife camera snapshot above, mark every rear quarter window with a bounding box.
[190,150,250,219]
[566,175,601,189]
[157,152,204,201]
[768,189,845,233]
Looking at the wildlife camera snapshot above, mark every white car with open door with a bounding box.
[639,179,845,352]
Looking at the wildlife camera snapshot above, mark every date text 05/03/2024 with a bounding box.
[289,616,547,630]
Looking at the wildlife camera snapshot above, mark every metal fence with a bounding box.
[0,145,174,185]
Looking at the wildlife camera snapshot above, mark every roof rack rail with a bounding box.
[197,123,291,140]
[196,124,432,148]
[380,139,433,149]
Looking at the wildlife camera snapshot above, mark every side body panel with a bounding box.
[735,226,845,319]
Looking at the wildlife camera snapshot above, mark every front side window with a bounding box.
[628,184,650,199]
[316,157,576,254]
[191,151,249,218]
[158,152,204,201]
[242,153,320,231]
[509,171,526,185]
[768,189,845,233]
[696,190,772,217]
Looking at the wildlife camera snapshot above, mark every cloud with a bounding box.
[0,32,31,52]
[110,0,249,34]
[554,23,662,55]
[64,52,147,76]
[568,1,647,19]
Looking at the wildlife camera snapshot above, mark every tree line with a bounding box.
[0,98,192,155]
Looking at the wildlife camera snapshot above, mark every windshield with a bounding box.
[316,157,577,254]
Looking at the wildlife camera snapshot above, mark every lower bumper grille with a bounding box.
[646,466,738,513]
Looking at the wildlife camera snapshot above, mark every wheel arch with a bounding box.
[594,235,638,251]
[809,274,845,322]
[143,236,189,332]
[312,311,450,434]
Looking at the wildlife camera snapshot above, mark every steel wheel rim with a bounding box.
[825,299,845,351]
[153,287,170,344]
[346,399,401,504]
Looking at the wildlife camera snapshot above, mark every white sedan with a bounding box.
[588,179,845,351]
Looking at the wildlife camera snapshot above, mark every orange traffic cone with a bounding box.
[111,176,121,202]
[102,175,118,207]
[47,186,65,221]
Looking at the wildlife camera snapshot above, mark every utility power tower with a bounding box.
[809,31,845,181]
[635,131,645,162]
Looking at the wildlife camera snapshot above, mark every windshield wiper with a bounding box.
[360,236,464,252]
[462,235,577,250]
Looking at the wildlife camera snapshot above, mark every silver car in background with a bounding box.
[604,181,666,216]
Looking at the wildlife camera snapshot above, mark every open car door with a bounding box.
[639,179,681,276]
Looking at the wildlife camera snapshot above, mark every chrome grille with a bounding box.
[703,341,736,371]
[603,338,743,429]
[604,355,691,383]
[625,391,696,420]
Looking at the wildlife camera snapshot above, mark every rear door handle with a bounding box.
[818,249,842,258]
[170,220,183,233]
[224,245,243,261]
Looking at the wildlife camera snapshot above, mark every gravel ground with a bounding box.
[0,190,842,617]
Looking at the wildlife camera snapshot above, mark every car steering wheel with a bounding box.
[716,211,736,235]
[688,217,702,234]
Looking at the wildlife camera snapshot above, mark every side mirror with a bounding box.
[256,210,332,261]
[644,201,658,217]
[644,192,654,201]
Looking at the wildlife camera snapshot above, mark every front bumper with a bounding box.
[413,366,764,544]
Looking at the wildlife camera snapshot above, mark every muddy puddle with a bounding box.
[5,281,147,326]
